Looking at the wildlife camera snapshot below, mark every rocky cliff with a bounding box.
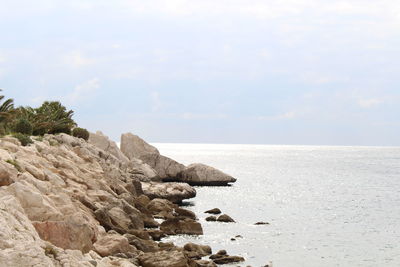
[0,132,238,267]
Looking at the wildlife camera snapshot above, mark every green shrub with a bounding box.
[12,133,33,146]
[14,118,33,135]
[72,127,89,141]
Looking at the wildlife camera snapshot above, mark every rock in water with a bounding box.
[160,218,203,235]
[204,208,222,214]
[217,214,235,223]
[178,163,236,186]
[121,133,185,181]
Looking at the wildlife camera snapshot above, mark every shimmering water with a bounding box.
[153,143,400,267]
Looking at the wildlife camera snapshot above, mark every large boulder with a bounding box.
[139,250,193,267]
[89,131,129,163]
[160,218,203,235]
[141,182,196,203]
[94,233,138,257]
[32,220,95,253]
[178,163,236,186]
[120,133,185,181]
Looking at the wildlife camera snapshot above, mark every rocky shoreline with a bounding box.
[0,131,252,267]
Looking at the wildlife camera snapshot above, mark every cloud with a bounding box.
[64,51,94,68]
[66,78,100,104]
[358,98,384,108]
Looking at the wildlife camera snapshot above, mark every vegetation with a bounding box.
[14,118,33,135]
[72,127,90,140]
[12,133,33,146]
[0,90,87,145]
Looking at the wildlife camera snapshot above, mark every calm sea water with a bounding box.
[153,143,400,267]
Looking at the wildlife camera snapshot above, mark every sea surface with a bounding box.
[153,143,400,267]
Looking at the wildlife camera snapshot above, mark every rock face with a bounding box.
[121,133,185,180]
[141,182,196,203]
[89,131,129,163]
[178,163,236,186]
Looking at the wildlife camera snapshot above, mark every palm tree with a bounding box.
[0,89,14,123]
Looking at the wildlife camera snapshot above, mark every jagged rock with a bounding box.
[126,158,159,182]
[33,220,95,253]
[139,250,193,267]
[146,198,177,219]
[205,216,217,222]
[124,233,160,253]
[183,243,212,257]
[178,163,236,186]
[89,131,129,163]
[146,229,166,241]
[217,214,235,223]
[141,182,196,203]
[204,208,221,214]
[94,233,138,257]
[0,160,18,186]
[160,218,203,235]
[121,133,185,180]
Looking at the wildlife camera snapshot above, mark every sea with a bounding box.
[152,143,400,267]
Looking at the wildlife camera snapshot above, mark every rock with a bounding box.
[195,260,217,267]
[139,250,192,267]
[217,214,235,223]
[146,198,177,218]
[94,233,138,257]
[205,216,217,222]
[0,160,18,186]
[255,221,270,225]
[124,234,160,253]
[178,163,236,186]
[141,182,196,203]
[175,208,197,220]
[209,250,245,265]
[204,208,221,214]
[126,158,159,182]
[89,131,129,163]
[212,255,245,264]
[33,220,95,253]
[120,133,159,159]
[160,218,203,235]
[121,133,185,180]
[146,229,166,241]
[183,242,212,257]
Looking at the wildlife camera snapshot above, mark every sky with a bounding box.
[1,0,399,145]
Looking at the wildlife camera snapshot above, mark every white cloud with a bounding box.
[66,78,100,104]
[358,98,384,108]
[64,51,94,68]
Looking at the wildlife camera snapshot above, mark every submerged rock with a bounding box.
[178,163,236,186]
[255,221,270,225]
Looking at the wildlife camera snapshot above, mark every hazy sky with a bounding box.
[1,0,399,145]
